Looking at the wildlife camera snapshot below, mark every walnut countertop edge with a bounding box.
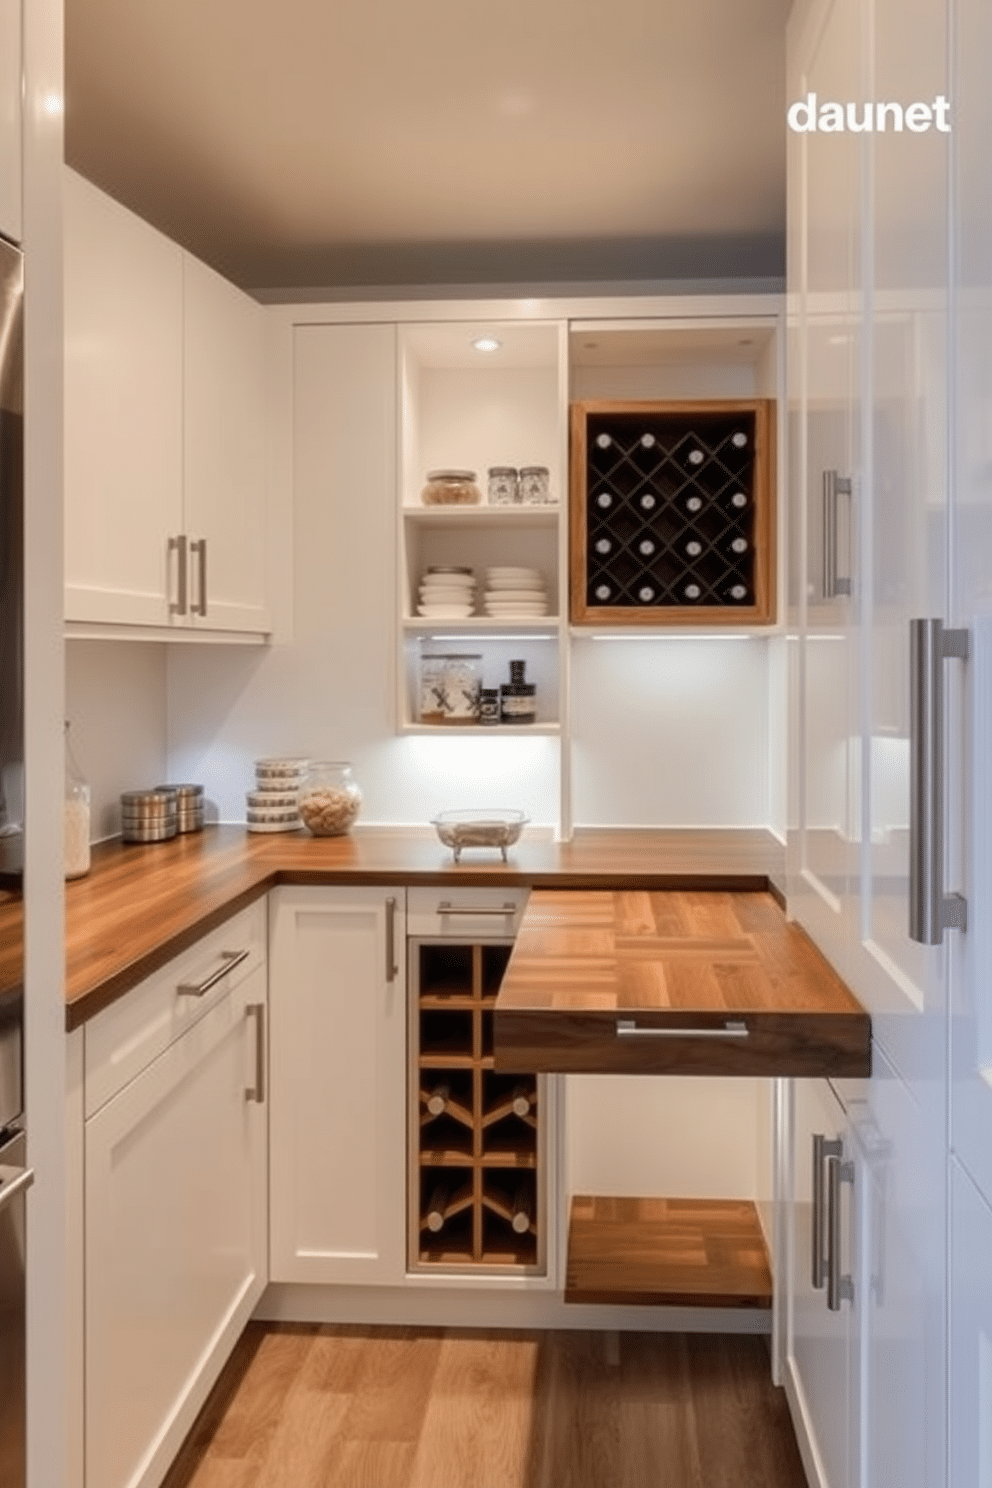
[63,824,786,1030]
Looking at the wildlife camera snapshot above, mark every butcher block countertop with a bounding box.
[493,888,871,1078]
[60,824,787,1029]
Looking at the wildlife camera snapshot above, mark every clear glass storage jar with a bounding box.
[420,469,481,505]
[297,761,363,836]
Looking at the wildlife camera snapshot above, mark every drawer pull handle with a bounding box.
[0,1163,34,1216]
[615,1019,749,1039]
[177,947,250,998]
[827,1153,856,1311]
[436,901,518,916]
[168,534,188,616]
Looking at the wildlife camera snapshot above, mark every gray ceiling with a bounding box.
[64,0,790,296]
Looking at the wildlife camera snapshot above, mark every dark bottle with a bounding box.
[500,660,537,725]
[479,688,500,726]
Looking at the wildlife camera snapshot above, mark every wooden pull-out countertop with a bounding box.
[493,889,870,1078]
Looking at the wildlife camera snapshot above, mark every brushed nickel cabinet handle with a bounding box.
[812,1133,842,1289]
[827,1153,856,1311]
[169,534,188,615]
[822,470,852,598]
[436,901,518,917]
[909,618,969,944]
[615,1019,749,1039]
[385,896,398,983]
[177,947,250,998]
[0,1163,34,1215]
[190,537,208,616]
[245,1003,265,1103]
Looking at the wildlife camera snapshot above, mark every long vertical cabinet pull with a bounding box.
[909,618,969,943]
[169,534,188,615]
[822,470,853,598]
[245,1003,265,1103]
[826,1153,855,1311]
[812,1132,843,1288]
[385,897,398,982]
[191,538,208,616]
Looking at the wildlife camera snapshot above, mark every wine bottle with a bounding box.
[511,1184,534,1235]
[510,1083,533,1118]
[425,1182,450,1233]
[423,1082,450,1118]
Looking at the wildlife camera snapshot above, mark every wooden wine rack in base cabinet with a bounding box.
[407,890,548,1275]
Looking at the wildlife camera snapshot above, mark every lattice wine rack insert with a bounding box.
[411,941,540,1271]
[570,399,775,625]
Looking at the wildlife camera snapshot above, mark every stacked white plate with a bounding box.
[483,566,549,618]
[417,566,476,619]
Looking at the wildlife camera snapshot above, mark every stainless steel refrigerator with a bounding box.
[0,231,31,1488]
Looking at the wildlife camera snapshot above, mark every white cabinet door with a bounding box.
[949,0,992,1223]
[85,968,267,1488]
[0,0,19,245]
[268,886,407,1285]
[858,1048,946,1488]
[182,254,269,633]
[786,1077,861,1488]
[949,1160,992,1488]
[64,169,184,627]
[791,0,864,986]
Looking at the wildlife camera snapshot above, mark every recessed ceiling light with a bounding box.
[471,336,502,353]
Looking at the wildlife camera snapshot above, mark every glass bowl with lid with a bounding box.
[420,469,481,505]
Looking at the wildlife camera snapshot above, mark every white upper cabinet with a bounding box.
[182,254,269,632]
[64,168,184,626]
[64,169,270,634]
[790,0,864,988]
[0,0,20,244]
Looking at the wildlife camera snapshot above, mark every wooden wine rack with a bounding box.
[570,398,776,626]
[410,940,541,1271]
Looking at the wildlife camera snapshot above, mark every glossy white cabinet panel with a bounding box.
[64,169,183,626]
[791,0,863,989]
[786,1076,861,1488]
[182,254,269,632]
[0,0,19,244]
[859,1047,946,1488]
[949,1160,992,1488]
[949,0,992,1216]
[268,886,407,1286]
[85,966,267,1488]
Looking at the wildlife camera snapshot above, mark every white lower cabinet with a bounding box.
[82,905,268,1488]
[949,1160,992,1488]
[786,1077,862,1488]
[268,886,407,1285]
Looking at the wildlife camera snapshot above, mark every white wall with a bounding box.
[65,640,168,840]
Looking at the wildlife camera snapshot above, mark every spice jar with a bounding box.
[298,762,363,836]
[500,660,537,724]
[519,466,552,505]
[64,721,91,878]
[487,466,519,505]
[441,654,483,723]
[479,687,501,725]
[420,469,481,506]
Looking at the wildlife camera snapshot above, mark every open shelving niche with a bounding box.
[397,320,570,735]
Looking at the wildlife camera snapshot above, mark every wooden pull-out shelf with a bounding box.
[494,889,871,1078]
[566,1196,772,1310]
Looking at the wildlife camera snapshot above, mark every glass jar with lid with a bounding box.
[420,469,481,505]
[297,762,363,836]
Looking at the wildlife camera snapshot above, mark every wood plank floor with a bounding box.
[161,1324,809,1488]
